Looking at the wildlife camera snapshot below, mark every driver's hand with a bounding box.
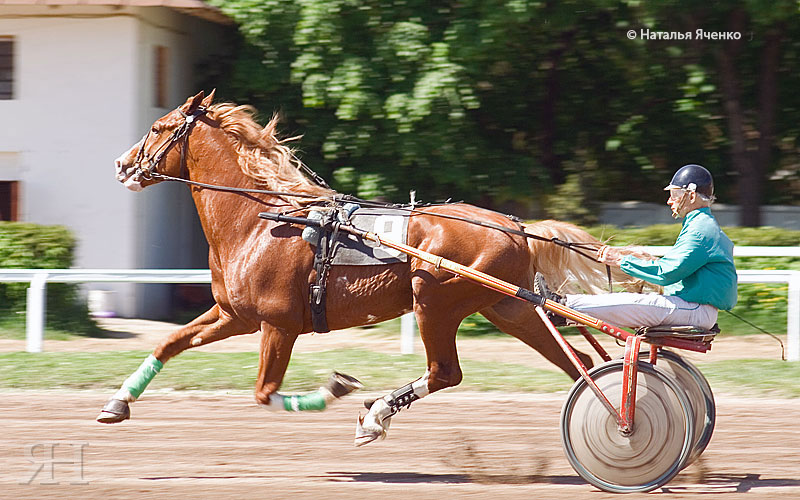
[597,245,623,267]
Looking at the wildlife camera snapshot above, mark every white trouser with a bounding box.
[565,293,718,330]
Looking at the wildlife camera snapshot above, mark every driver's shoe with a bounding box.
[533,272,567,326]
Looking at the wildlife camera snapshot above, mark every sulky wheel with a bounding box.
[644,350,715,468]
[560,359,694,494]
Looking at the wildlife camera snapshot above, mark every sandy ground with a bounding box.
[1,392,799,500]
[0,319,796,499]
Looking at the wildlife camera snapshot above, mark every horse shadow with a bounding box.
[142,471,800,492]
[326,471,800,492]
[324,471,585,485]
[326,435,800,492]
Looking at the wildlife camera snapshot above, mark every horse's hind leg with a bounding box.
[255,322,362,412]
[355,370,432,446]
[355,288,466,446]
[96,304,253,423]
[480,297,594,380]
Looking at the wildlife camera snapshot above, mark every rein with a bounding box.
[134,105,610,281]
[147,171,326,200]
[149,170,601,258]
[154,170,611,285]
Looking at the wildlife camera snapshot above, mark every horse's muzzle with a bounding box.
[115,158,145,192]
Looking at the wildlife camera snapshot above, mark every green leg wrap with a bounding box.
[263,373,362,412]
[282,389,328,411]
[115,354,163,402]
[270,388,330,412]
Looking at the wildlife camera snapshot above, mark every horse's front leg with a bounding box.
[256,322,362,412]
[96,304,253,423]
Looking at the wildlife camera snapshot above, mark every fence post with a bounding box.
[788,272,800,362]
[401,313,416,354]
[26,272,48,353]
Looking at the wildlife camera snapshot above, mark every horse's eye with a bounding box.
[151,127,160,135]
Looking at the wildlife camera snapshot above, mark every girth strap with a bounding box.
[309,215,340,333]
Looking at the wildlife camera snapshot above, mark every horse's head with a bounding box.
[115,90,215,191]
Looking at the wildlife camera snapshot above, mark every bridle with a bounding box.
[132,106,208,182]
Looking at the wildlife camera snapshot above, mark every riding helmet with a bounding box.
[664,164,714,199]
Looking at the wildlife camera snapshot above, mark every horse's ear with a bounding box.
[184,91,205,113]
[201,89,216,108]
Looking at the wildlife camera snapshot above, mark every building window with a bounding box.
[0,37,13,100]
[0,181,19,221]
[154,45,168,108]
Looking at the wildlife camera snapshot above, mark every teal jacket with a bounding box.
[619,208,738,310]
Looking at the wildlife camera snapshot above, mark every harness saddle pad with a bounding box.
[331,207,410,265]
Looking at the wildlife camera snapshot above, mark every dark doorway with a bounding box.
[0,181,18,221]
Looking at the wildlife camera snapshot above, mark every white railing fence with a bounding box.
[736,270,799,362]
[0,269,211,353]
[1,257,798,361]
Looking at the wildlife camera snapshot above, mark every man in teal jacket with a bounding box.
[536,164,737,330]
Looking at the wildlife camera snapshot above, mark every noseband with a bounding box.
[133,106,207,181]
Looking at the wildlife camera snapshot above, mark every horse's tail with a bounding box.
[523,220,656,296]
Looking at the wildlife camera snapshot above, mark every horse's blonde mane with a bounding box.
[207,103,334,206]
[524,220,658,295]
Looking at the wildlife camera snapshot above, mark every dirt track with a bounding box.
[1,320,797,499]
[1,391,799,500]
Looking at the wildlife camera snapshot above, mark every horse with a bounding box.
[99,90,636,446]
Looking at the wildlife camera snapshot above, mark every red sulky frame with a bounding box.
[337,219,713,435]
[534,300,711,434]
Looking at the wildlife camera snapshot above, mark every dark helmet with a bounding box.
[664,164,714,199]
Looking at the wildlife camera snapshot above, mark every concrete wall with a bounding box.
[0,5,229,318]
[130,7,226,318]
[0,7,141,315]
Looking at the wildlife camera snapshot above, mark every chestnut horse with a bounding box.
[99,91,631,445]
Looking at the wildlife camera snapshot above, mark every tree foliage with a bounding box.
[209,0,800,223]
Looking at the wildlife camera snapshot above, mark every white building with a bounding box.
[0,0,232,317]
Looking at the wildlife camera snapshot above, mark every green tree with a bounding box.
[209,0,800,223]
[623,0,800,225]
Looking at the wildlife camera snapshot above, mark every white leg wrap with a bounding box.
[411,370,430,398]
[357,398,394,442]
[112,388,135,403]
[355,371,430,447]
[264,393,287,411]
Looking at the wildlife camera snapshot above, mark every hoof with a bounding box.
[354,413,386,447]
[354,398,393,447]
[96,398,130,424]
[325,371,362,399]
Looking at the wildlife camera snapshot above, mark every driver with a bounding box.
[535,164,737,330]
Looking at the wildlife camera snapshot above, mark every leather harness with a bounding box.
[309,211,341,333]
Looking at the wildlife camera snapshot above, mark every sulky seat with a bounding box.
[635,323,720,343]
